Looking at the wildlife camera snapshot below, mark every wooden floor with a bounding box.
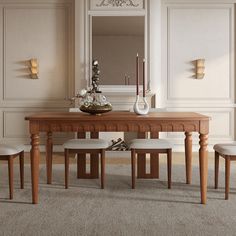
[6,152,218,166]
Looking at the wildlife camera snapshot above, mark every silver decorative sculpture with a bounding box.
[91,60,101,93]
[79,60,112,115]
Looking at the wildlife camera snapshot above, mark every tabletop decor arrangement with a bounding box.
[70,60,112,115]
[133,53,149,115]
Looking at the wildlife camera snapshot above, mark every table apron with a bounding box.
[29,120,202,133]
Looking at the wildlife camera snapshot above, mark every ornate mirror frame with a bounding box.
[85,0,150,93]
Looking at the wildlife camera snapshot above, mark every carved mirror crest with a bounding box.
[90,0,144,10]
[96,0,139,7]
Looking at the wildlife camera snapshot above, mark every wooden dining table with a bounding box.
[25,111,210,204]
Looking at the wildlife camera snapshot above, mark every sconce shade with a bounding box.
[29,58,39,79]
[195,58,205,79]
[30,67,38,74]
[30,58,38,67]
[196,59,205,67]
[197,67,205,74]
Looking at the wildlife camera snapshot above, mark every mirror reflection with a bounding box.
[92,16,145,86]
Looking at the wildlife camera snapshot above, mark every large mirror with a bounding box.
[91,15,147,88]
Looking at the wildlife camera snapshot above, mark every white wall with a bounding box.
[161,1,235,151]
[75,0,235,151]
[149,0,162,105]
[0,0,74,147]
[0,0,234,153]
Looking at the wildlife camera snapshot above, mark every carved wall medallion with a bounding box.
[96,0,139,7]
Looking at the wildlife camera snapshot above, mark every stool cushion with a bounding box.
[63,139,109,150]
[129,139,172,149]
[213,142,236,156]
[0,144,24,156]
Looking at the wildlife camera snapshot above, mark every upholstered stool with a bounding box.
[0,144,24,199]
[63,139,109,189]
[214,142,236,199]
[129,139,172,189]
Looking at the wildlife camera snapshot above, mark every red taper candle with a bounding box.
[136,53,139,96]
[143,59,145,97]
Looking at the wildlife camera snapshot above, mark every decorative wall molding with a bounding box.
[90,0,144,10]
[162,0,236,3]
[0,7,3,106]
[164,4,234,103]
[3,110,31,138]
[0,0,73,4]
[2,109,72,142]
[96,0,139,7]
[0,2,74,104]
[159,2,235,151]
[165,108,234,144]
[0,0,74,145]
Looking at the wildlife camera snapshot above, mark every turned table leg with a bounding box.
[199,133,208,204]
[30,134,40,204]
[46,131,53,184]
[185,132,192,184]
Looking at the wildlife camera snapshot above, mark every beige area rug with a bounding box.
[0,161,236,236]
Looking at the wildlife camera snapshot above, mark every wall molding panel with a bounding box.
[162,2,235,150]
[0,0,74,145]
[90,0,145,10]
[0,1,74,107]
[0,8,3,105]
[166,108,234,139]
[163,3,234,104]
[161,108,234,152]
[2,108,73,144]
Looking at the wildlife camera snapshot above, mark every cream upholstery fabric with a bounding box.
[0,144,24,156]
[63,139,109,149]
[129,139,172,149]
[213,142,236,156]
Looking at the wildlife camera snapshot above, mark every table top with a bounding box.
[25,111,210,121]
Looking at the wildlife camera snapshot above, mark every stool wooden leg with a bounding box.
[215,151,219,189]
[19,151,24,189]
[100,149,105,189]
[225,158,230,200]
[131,149,136,189]
[8,156,14,199]
[65,149,69,189]
[46,131,53,184]
[167,149,172,189]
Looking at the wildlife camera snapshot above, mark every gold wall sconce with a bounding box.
[29,58,39,79]
[195,59,205,79]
